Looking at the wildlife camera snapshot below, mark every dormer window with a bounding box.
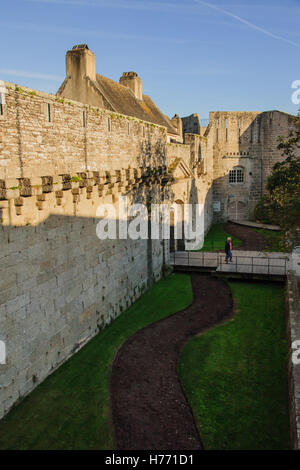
[229,166,244,184]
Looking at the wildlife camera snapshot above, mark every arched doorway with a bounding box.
[228,200,246,221]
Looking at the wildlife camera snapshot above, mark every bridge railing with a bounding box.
[169,251,218,268]
[219,254,287,276]
[170,251,288,276]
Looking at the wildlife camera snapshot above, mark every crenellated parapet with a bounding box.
[0,166,173,226]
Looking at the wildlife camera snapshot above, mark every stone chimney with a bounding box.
[119,72,143,101]
[66,44,96,82]
[171,114,183,139]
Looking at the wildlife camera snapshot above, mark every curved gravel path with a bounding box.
[110,274,233,450]
[224,222,267,251]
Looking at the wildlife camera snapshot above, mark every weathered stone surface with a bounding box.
[0,52,298,425]
[286,271,300,450]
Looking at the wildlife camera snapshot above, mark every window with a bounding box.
[42,102,53,122]
[47,103,51,122]
[229,166,244,184]
[83,110,86,127]
[216,119,219,142]
[225,119,228,142]
[108,117,111,132]
[127,122,130,136]
[0,93,4,116]
[258,118,261,143]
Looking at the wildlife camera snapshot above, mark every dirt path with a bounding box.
[224,222,267,251]
[110,274,233,450]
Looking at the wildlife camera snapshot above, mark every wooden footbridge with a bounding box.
[170,250,290,282]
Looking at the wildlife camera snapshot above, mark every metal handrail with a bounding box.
[170,251,288,275]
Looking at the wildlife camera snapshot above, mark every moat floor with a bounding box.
[224,222,269,251]
[110,274,233,450]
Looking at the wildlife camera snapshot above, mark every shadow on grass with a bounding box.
[0,273,193,450]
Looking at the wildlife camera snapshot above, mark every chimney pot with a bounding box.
[66,45,96,82]
[120,71,143,100]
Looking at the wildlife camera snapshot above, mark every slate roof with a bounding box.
[96,74,178,135]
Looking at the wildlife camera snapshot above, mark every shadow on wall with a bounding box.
[0,125,181,418]
[0,206,167,419]
[168,165,213,252]
[211,111,298,223]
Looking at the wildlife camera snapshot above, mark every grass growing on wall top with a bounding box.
[0,274,192,450]
[178,281,290,450]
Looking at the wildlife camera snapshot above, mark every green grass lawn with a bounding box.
[196,224,242,252]
[0,274,193,450]
[254,228,286,252]
[0,275,290,450]
[178,281,290,450]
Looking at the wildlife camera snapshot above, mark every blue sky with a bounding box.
[1,0,300,119]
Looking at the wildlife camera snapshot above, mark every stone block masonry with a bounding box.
[1,65,297,424]
[0,82,181,420]
[207,111,300,222]
[0,82,167,179]
[0,213,164,420]
[0,168,171,420]
[0,75,211,420]
[286,271,300,449]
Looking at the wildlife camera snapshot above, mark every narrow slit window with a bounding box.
[238,119,241,142]
[216,119,219,142]
[0,94,3,116]
[83,110,86,127]
[142,125,145,137]
[127,122,130,136]
[108,117,111,132]
[225,119,228,142]
[47,103,51,122]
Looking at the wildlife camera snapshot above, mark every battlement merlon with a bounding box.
[0,166,175,227]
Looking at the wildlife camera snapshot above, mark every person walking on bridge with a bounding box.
[225,237,233,263]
